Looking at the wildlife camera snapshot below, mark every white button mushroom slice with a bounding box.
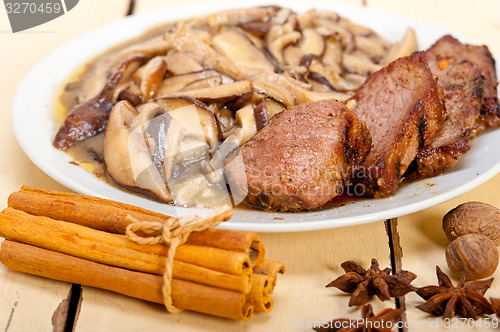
[212,27,276,72]
[104,101,173,203]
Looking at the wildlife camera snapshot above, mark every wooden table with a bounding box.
[1,0,500,331]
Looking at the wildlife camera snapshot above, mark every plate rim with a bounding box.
[11,0,500,232]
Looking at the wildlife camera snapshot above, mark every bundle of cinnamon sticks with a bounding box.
[0,186,284,321]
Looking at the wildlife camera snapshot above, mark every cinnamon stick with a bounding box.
[248,274,274,313]
[0,241,253,321]
[8,186,264,265]
[0,208,252,292]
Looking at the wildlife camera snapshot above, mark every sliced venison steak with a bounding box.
[348,51,444,198]
[424,35,500,132]
[224,99,371,212]
[407,53,484,179]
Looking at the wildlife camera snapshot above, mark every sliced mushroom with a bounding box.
[312,18,355,52]
[133,56,168,101]
[381,28,417,66]
[211,103,257,169]
[267,31,301,65]
[239,21,272,37]
[354,34,389,62]
[217,107,236,138]
[156,69,233,96]
[155,97,223,153]
[164,50,204,75]
[117,87,143,106]
[158,80,254,103]
[212,27,276,72]
[54,71,122,150]
[181,76,221,91]
[307,72,335,92]
[283,45,305,67]
[253,100,269,130]
[251,98,286,130]
[253,80,295,106]
[104,101,173,203]
[191,7,275,28]
[342,51,382,75]
[322,34,343,73]
[299,28,325,56]
[111,35,173,70]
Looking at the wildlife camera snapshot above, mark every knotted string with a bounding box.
[125,205,232,313]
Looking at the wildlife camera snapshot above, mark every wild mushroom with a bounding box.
[103,100,173,203]
[299,28,325,57]
[381,28,417,66]
[156,69,233,96]
[155,97,223,154]
[132,56,168,101]
[164,50,204,75]
[105,98,224,205]
[212,27,276,72]
[191,7,276,28]
[158,80,254,103]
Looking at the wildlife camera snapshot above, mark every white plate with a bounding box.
[12,0,500,232]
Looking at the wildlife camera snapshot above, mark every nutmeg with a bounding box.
[442,201,500,246]
[446,233,499,280]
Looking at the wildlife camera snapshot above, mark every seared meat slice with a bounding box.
[407,55,484,179]
[348,52,444,197]
[423,35,499,133]
[224,99,371,212]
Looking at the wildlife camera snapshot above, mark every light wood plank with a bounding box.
[367,0,500,54]
[0,1,130,331]
[398,174,500,331]
[367,1,500,330]
[74,221,392,331]
[133,0,366,14]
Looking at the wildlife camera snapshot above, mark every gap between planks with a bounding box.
[385,217,408,332]
[54,1,137,330]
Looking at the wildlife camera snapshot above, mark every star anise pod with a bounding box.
[416,266,494,319]
[314,304,404,332]
[489,298,500,318]
[326,258,416,306]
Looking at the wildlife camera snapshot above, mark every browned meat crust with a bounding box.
[407,54,484,179]
[424,35,499,133]
[225,99,371,212]
[349,52,445,197]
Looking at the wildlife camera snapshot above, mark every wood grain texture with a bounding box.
[74,221,392,331]
[0,1,130,331]
[0,0,500,331]
[371,0,500,330]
